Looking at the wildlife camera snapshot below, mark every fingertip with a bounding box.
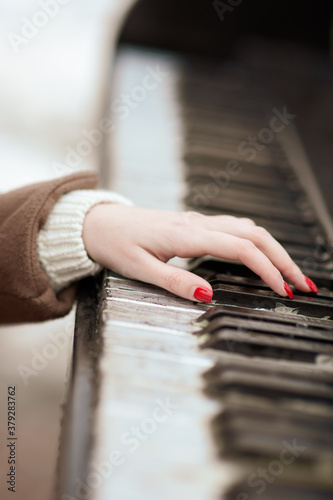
[283,281,294,299]
[304,276,318,294]
[192,286,213,303]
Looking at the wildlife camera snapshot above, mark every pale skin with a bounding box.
[82,204,316,303]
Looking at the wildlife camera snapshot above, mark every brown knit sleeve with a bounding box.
[0,171,98,324]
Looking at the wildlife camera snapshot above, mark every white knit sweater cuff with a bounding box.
[37,189,133,294]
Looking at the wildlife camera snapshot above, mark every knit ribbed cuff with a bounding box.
[37,189,133,294]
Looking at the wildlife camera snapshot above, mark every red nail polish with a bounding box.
[304,276,318,294]
[283,281,294,299]
[194,287,213,303]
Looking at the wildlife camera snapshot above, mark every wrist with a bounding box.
[82,203,106,263]
[37,190,132,293]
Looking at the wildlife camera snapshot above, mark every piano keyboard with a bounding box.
[57,46,333,500]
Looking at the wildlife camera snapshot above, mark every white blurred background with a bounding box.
[0,1,134,499]
[0,0,133,191]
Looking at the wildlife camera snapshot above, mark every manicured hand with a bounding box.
[82,205,318,303]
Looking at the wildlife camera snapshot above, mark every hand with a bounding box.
[82,204,317,303]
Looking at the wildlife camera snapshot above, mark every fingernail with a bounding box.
[193,287,213,303]
[304,276,318,294]
[283,281,294,299]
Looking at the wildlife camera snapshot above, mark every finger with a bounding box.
[144,225,290,298]
[185,212,256,230]
[241,226,310,292]
[193,230,289,297]
[202,218,311,292]
[130,251,213,304]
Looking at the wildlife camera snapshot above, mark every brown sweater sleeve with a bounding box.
[0,171,98,324]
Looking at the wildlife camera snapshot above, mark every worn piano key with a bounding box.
[188,181,300,207]
[211,282,333,318]
[283,243,331,261]
[184,136,286,160]
[201,315,333,343]
[226,483,333,500]
[185,191,315,222]
[190,255,333,289]
[300,258,333,272]
[220,396,333,430]
[201,330,333,364]
[205,363,333,399]
[102,300,199,333]
[204,338,317,363]
[213,411,333,458]
[197,304,333,331]
[207,273,333,300]
[184,148,288,169]
[217,428,332,461]
[59,47,333,500]
[217,406,333,438]
[217,402,333,432]
[187,166,292,193]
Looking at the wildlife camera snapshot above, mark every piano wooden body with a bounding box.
[57,2,333,499]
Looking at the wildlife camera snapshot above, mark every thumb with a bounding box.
[137,255,213,303]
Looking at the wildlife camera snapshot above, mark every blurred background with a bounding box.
[0,2,133,499]
[118,0,333,213]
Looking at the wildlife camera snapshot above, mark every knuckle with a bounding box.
[240,217,256,226]
[279,261,297,278]
[253,226,270,241]
[181,211,203,224]
[220,215,237,220]
[237,239,256,259]
[165,271,183,293]
[171,211,204,233]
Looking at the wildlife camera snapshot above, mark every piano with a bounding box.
[57,1,333,499]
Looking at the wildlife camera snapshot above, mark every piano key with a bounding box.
[58,45,333,500]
